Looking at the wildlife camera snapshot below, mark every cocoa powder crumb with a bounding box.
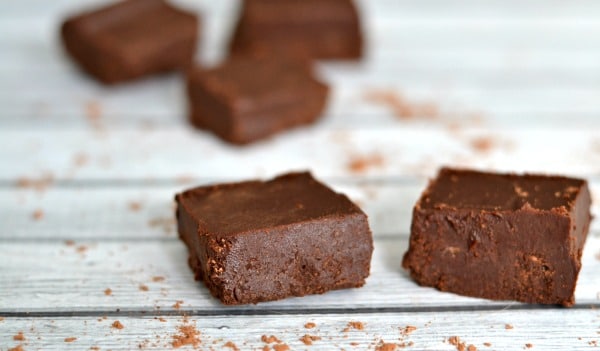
[224,341,239,351]
[469,137,495,154]
[172,325,201,348]
[299,334,321,345]
[128,201,142,212]
[261,335,281,344]
[158,317,167,322]
[273,344,290,351]
[139,284,149,292]
[31,209,44,221]
[0,317,4,321]
[589,340,598,346]
[468,345,477,351]
[64,337,77,342]
[90,346,100,350]
[152,276,165,282]
[448,336,466,351]
[401,325,417,335]
[525,343,533,348]
[350,342,359,346]
[304,322,316,329]
[375,341,398,351]
[173,300,184,309]
[505,324,514,330]
[262,346,270,351]
[8,346,24,351]
[483,343,492,347]
[76,245,88,253]
[343,321,365,332]
[104,288,112,296]
[364,90,438,120]
[16,173,54,192]
[347,153,385,173]
[13,331,25,341]
[111,320,124,329]
[65,240,75,246]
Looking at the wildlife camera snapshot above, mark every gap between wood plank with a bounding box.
[2,303,598,318]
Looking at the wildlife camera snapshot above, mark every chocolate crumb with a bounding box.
[273,344,290,351]
[139,284,149,292]
[104,288,112,296]
[525,343,533,348]
[64,337,77,342]
[158,317,167,322]
[505,324,514,330]
[589,340,598,346]
[8,346,24,351]
[262,346,270,351]
[31,209,44,221]
[350,342,359,347]
[13,331,25,341]
[111,320,124,329]
[173,300,184,309]
[304,322,316,329]
[483,343,492,347]
[172,325,201,348]
[152,276,165,282]
[300,334,321,345]
[343,321,365,332]
[261,335,281,344]
[90,347,100,350]
[347,153,385,173]
[468,345,477,351]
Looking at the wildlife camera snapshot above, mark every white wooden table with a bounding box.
[1,0,600,350]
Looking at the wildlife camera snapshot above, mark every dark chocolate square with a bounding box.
[61,0,199,84]
[403,168,592,306]
[229,0,363,60]
[175,172,373,305]
[186,58,329,144]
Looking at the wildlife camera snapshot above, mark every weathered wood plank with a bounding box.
[1,127,599,181]
[0,236,599,313]
[2,181,599,240]
[1,310,599,351]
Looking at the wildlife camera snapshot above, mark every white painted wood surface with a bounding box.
[1,0,600,350]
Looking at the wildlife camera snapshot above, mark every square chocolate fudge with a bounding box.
[229,0,363,60]
[61,0,199,84]
[186,58,329,144]
[175,172,373,305]
[402,167,592,306]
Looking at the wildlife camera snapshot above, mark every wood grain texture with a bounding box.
[1,311,599,351]
[2,0,600,349]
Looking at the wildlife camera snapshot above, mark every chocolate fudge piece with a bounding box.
[229,0,363,60]
[61,0,198,84]
[175,172,373,305]
[403,168,592,306]
[186,58,329,144]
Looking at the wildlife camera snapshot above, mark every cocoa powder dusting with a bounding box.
[525,344,533,348]
[505,324,514,330]
[64,337,77,342]
[13,331,25,341]
[304,322,316,329]
[152,276,165,282]
[172,325,201,348]
[8,346,24,351]
[173,300,184,309]
[139,284,149,292]
[469,137,495,154]
[111,320,124,329]
[104,288,112,296]
[448,336,466,351]
[483,342,492,347]
[401,325,417,335]
[15,173,54,192]
[128,201,142,212]
[468,345,477,351]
